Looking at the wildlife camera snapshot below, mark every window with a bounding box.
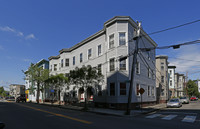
[147,51,151,60]
[136,84,140,96]
[120,83,126,95]
[80,53,83,63]
[98,45,101,56]
[54,64,57,71]
[98,64,102,74]
[148,86,150,96]
[50,65,52,71]
[88,48,92,59]
[119,59,126,70]
[73,56,75,65]
[65,59,69,67]
[136,61,140,74]
[151,86,155,96]
[161,76,164,83]
[109,34,114,49]
[110,58,115,71]
[152,70,155,79]
[148,68,151,78]
[161,66,164,70]
[169,70,172,75]
[61,59,63,67]
[119,32,126,45]
[110,83,115,96]
[170,80,172,86]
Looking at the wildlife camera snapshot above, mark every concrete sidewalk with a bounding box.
[28,102,166,117]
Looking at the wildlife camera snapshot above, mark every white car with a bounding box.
[167,98,182,108]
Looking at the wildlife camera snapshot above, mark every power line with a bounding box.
[169,57,200,63]
[145,19,200,36]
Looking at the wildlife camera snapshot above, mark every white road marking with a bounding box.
[146,114,161,118]
[182,116,196,123]
[162,115,177,120]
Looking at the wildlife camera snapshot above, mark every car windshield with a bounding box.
[180,97,186,99]
[169,99,179,102]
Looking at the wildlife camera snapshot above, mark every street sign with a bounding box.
[50,89,54,93]
[139,88,145,94]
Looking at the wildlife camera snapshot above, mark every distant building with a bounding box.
[156,55,169,103]
[174,73,186,97]
[195,80,200,93]
[168,66,176,98]
[9,84,25,99]
[25,59,49,102]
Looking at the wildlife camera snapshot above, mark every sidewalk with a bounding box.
[30,102,166,117]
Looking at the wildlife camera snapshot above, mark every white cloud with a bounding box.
[168,45,200,75]
[0,26,35,40]
[22,58,32,62]
[25,34,35,40]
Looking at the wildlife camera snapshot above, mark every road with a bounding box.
[0,101,199,129]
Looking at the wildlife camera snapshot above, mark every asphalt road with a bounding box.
[0,101,199,129]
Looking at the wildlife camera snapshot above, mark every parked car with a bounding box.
[190,96,197,101]
[180,97,189,104]
[0,121,5,129]
[16,94,26,103]
[167,98,182,108]
[5,96,15,101]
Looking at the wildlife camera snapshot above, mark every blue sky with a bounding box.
[1,0,200,90]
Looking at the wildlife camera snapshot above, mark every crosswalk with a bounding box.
[145,113,198,123]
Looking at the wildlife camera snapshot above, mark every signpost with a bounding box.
[139,88,145,112]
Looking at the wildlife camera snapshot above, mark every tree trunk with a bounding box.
[84,87,88,110]
[37,82,40,104]
[58,89,61,105]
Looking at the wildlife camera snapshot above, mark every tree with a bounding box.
[46,74,68,104]
[0,87,7,97]
[24,63,49,104]
[69,65,104,110]
[187,80,200,97]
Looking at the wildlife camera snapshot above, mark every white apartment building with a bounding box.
[49,16,157,109]
[25,59,49,102]
[168,66,176,98]
[156,55,169,103]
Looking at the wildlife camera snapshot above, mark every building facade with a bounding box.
[174,73,186,97]
[25,59,49,102]
[156,55,169,103]
[49,16,157,109]
[168,66,176,98]
[9,84,25,99]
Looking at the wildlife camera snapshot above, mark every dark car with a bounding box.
[5,96,15,101]
[16,94,26,103]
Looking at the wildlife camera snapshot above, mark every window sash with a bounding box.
[120,83,126,95]
[73,57,75,65]
[65,59,69,67]
[109,34,114,49]
[98,45,101,56]
[119,32,126,45]
[54,64,57,71]
[110,83,115,96]
[61,59,63,67]
[110,58,115,71]
[80,53,83,63]
[119,59,126,70]
[88,49,92,59]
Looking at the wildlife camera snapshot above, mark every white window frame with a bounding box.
[80,53,83,63]
[97,44,102,56]
[119,58,126,70]
[151,86,155,96]
[109,58,115,72]
[88,48,92,59]
[136,61,140,74]
[109,34,114,49]
[119,32,126,46]
[136,83,140,96]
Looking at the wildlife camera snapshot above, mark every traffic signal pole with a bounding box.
[126,22,141,115]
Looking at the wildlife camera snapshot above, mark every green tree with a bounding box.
[0,87,7,97]
[46,74,68,104]
[69,65,104,110]
[24,63,49,103]
[187,80,200,97]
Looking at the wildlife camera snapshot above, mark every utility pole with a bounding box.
[126,22,141,115]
